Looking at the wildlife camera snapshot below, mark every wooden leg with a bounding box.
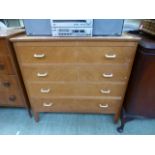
[27,108,32,118]
[114,111,121,124]
[117,116,126,133]
[34,111,39,122]
[24,101,32,118]
[114,112,120,123]
[117,108,126,133]
[117,108,135,133]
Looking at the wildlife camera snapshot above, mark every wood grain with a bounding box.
[19,64,129,82]
[31,98,121,114]
[12,35,139,122]
[26,82,125,98]
[0,55,15,74]
[0,29,30,110]
[14,46,136,64]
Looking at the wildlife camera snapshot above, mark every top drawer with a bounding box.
[15,46,136,64]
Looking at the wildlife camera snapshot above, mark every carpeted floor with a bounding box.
[0,108,155,135]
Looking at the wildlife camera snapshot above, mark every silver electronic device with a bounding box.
[24,19,124,37]
[51,19,93,37]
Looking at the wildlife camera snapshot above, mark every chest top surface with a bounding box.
[10,33,141,42]
[0,28,24,39]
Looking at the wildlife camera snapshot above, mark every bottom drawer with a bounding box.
[31,98,122,114]
[0,90,24,107]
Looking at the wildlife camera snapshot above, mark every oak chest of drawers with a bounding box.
[0,29,30,112]
[11,34,140,122]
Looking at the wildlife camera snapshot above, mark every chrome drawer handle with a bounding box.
[100,89,111,94]
[37,72,48,77]
[33,53,45,58]
[40,88,51,93]
[105,54,116,59]
[99,104,109,108]
[43,102,53,107]
[102,73,113,78]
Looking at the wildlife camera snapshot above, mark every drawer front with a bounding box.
[0,90,24,106]
[0,39,9,55]
[31,98,121,114]
[0,75,19,91]
[15,46,135,64]
[0,56,14,74]
[78,65,129,82]
[27,82,125,98]
[22,65,78,81]
[15,46,77,64]
[6,91,24,106]
[21,64,129,82]
[76,47,135,64]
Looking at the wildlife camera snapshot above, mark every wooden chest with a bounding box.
[0,28,30,111]
[11,34,140,122]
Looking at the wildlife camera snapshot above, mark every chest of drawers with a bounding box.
[0,29,30,112]
[11,35,140,122]
[117,32,155,132]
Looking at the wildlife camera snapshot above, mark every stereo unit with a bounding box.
[24,19,124,37]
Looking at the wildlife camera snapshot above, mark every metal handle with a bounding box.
[102,73,113,78]
[43,102,53,107]
[100,89,111,94]
[40,88,51,93]
[99,104,109,108]
[105,54,116,59]
[37,72,48,77]
[33,53,45,58]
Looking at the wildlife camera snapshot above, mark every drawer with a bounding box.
[22,65,78,81]
[77,47,135,64]
[0,39,9,55]
[0,75,19,91]
[6,91,24,106]
[21,64,129,82]
[0,90,24,106]
[0,56,14,74]
[15,46,135,64]
[78,64,129,82]
[27,82,125,98]
[15,46,77,63]
[31,98,121,114]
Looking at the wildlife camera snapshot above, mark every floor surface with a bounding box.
[0,108,155,135]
